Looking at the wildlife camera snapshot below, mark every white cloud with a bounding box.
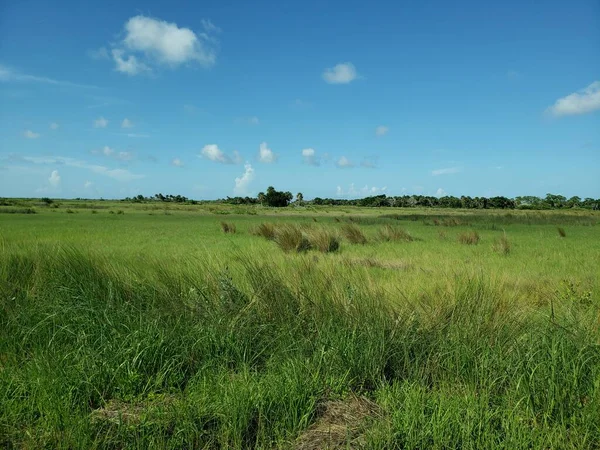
[110,15,219,75]
[432,167,460,176]
[23,130,40,139]
[171,158,184,167]
[22,156,144,182]
[117,151,134,161]
[94,116,108,128]
[48,170,61,187]
[121,118,134,128]
[0,64,98,89]
[336,156,354,168]
[234,162,255,195]
[232,150,243,165]
[323,62,358,84]
[201,144,230,163]
[112,49,150,75]
[84,180,93,188]
[436,188,447,197]
[258,142,277,163]
[49,122,59,130]
[302,148,319,166]
[546,81,600,117]
[336,183,387,197]
[375,125,388,136]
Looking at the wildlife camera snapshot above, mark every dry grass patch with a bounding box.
[492,232,511,255]
[295,395,380,450]
[458,230,480,245]
[307,228,341,253]
[342,223,368,245]
[275,224,311,253]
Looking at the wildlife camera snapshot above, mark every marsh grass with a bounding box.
[275,224,311,252]
[493,232,511,255]
[306,228,341,253]
[378,224,415,242]
[251,222,277,240]
[458,230,480,245]
[342,223,368,244]
[220,221,237,234]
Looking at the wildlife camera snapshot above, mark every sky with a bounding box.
[0,0,599,200]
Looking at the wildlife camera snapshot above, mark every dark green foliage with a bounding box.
[258,186,294,207]
[557,227,566,237]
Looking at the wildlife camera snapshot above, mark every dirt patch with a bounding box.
[295,395,380,449]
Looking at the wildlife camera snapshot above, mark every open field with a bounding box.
[1,202,600,448]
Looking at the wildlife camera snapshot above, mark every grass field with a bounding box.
[1,201,600,448]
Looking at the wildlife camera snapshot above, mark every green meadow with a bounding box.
[1,201,600,448]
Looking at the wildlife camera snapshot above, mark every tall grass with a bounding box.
[0,246,598,448]
[342,223,368,244]
[220,221,237,234]
[378,224,415,242]
[458,230,480,245]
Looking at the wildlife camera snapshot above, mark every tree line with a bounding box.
[121,188,599,210]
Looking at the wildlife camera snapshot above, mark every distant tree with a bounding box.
[544,193,567,209]
[263,186,293,207]
[566,196,581,208]
[41,197,53,205]
[296,192,304,203]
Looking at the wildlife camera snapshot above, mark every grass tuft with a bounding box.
[342,223,368,244]
[275,224,311,252]
[307,228,341,253]
[557,227,566,238]
[220,221,237,234]
[493,232,511,255]
[458,230,480,245]
[378,224,415,242]
[252,222,277,240]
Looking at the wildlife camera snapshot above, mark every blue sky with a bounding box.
[1,0,599,200]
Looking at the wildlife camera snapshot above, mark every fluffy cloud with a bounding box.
[336,183,387,197]
[258,142,277,163]
[436,188,447,197]
[171,158,184,167]
[48,170,61,187]
[111,49,150,75]
[23,130,40,139]
[201,144,230,163]
[110,15,219,75]
[234,162,255,195]
[432,167,460,176]
[336,156,354,168]
[121,118,134,128]
[94,116,108,128]
[301,148,319,166]
[323,62,358,84]
[375,125,388,136]
[546,81,600,117]
[84,181,93,188]
[49,122,59,130]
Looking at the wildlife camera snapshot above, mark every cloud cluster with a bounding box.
[336,156,354,168]
[323,62,358,84]
[258,142,277,163]
[109,16,220,75]
[91,146,134,161]
[234,163,255,195]
[336,184,387,197]
[301,148,319,166]
[21,156,144,182]
[200,144,242,164]
[48,170,61,187]
[546,81,600,117]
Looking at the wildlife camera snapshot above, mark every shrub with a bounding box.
[91,210,98,214]
[342,224,368,244]
[378,225,414,242]
[458,231,480,245]
[307,228,341,253]
[557,227,566,238]
[66,209,75,214]
[109,211,115,214]
[220,221,237,234]
[492,232,511,255]
[117,210,125,215]
[275,225,311,253]
[252,223,277,240]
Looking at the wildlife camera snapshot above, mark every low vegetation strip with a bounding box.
[1,245,599,448]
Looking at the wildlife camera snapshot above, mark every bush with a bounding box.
[557,227,566,238]
[307,228,340,253]
[342,224,368,244]
[458,231,480,245]
[220,221,236,234]
[378,225,414,242]
[91,210,98,215]
[275,225,311,252]
[117,210,125,215]
[66,209,75,214]
[252,223,277,240]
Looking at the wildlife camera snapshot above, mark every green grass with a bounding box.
[1,203,599,448]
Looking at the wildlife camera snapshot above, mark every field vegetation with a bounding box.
[1,198,599,448]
